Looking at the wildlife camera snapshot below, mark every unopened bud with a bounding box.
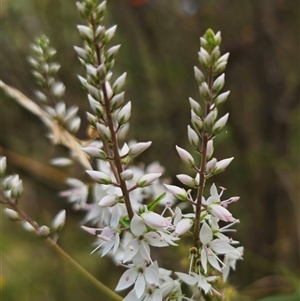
[52,210,66,231]
[205,158,217,174]
[189,97,202,116]
[120,169,134,181]
[137,173,162,187]
[117,101,131,125]
[214,91,230,107]
[38,225,51,237]
[214,157,234,174]
[4,208,22,221]
[176,174,198,188]
[176,146,195,167]
[86,170,112,184]
[212,73,225,93]
[187,125,200,149]
[212,113,229,135]
[0,156,7,177]
[113,72,127,94]
[104,25,117,44]
[194,66,205,84]
[129,141,152,156]
[77,25,93,41]
[204,109,218,132]
[98,195,118,207]
[164,184,188,201]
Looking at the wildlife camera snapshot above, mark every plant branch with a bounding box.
[1,190,122,301]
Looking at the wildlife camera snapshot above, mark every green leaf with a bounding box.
[147,192,166,211]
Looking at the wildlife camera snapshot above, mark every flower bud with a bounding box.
[74,46,88,61]
[214,91,230,107]
[86,170,112,184]
[175,218,193,236]
[49,157,73,167]
[77,75,88,89]
[211,46,220,62]
[117,101,131,125]
[137,173,162,187]
[4,208,22,221]
[176,146,195,167]
[206,139,214,160]
[0,156,7,177]
[98,195,118,207]
[51,210,66,231]
[187,125,200,149]
[120,169,134,181]
[82,146,107,159]
[212,73,225,93]
[97,64,107,81]
[212,113,229,135]
[214,157,234,174]
[176,174,198,188]
[106,45,121,61]
[198,47,210,67]
[67,116,81,133]
[164,184,188,201]
[52,82,66,99]
[199,82,210,102]
[86,112,97,126]
[10,179,23,199]
[194,66,205,84]
[141,211,171,229]
[77,25,93,41]
[205,158,217,174]
[64,106,79,123]
[86,64,98,78]
[104,25,117,44]
[38,225,51,237]
[189,97,202,116]
[128,141,152,156]
[113,72,127,94]
[95,25,105,41]
[204,109,218,132]
[96,123,111,140]
[110,92,125,110]
[191,110,203,132]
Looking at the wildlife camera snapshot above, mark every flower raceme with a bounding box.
[1,4,244,301]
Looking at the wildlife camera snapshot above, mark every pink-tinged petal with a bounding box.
[200,221,213,245]
[81,225,99,235]
[141,212,171,229]
[115,268,138,291]
[145,231,168,247]
[209,204,235,222]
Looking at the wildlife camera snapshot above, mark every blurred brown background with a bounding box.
[1,0,299,300]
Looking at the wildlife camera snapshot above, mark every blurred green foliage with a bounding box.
[1,0,299,300]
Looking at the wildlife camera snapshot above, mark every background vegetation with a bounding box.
[1,0,299,300]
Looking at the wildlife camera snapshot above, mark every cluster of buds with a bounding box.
[28,36,81,133]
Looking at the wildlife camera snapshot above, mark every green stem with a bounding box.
[1,190,122,301]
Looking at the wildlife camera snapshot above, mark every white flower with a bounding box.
[222,246,244,281]
[175,271,218,295]
[174,218,193,236]
[199,221,236,273]
[115,256,160,298]
[59,178,88,207]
